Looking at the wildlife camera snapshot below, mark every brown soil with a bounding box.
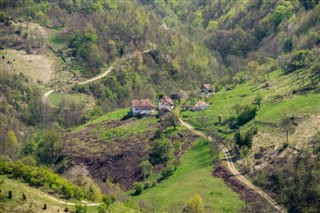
[213,163,279,213]
[61,119,196,190]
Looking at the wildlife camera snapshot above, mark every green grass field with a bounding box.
[133,138,244,213]
[181,69,320,144]
[74,108,130,132]
[0,175,78,212]
[95,116,158,141]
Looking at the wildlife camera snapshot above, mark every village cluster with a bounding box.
[130,83,215,116]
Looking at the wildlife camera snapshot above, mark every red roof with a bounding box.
[131,99,153,110]
[160,96,174,106]
[192,101,209,111]
[203,84,213,91]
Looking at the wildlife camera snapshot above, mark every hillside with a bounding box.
[0,0,320,212]
[0,175,138,213]
[58,109,197,189]
[181,68,320,211]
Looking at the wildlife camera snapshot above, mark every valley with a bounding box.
[0,1,320,212]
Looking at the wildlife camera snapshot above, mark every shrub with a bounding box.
[236,106,257,126]
[102,195,112,208]
[234,127,257,148]
[22,193,26,200]
[98,203,109,213]
[133,182,144,195]
[160,164,175,181]
[8,190,12,199]
[182,194,205,213]
[75,204,87,213]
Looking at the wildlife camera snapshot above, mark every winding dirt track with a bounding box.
[178,117,285,213]
[41,47,154,105]
[42,193,101,207]
[39,49,154,206]
[41,66,114,105]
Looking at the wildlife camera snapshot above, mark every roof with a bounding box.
[192,101,209,111]
[202,84,213,91]
[131,99,153,110]
[160,96,174,106]
[159,107,170,114]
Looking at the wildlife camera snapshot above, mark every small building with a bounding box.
[159,96,174,111]
[131,99,153,116]
[201,84,215,94]
[192,101,209,111]
[159,107,171,116]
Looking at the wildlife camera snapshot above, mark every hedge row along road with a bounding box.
[178,117,285,213]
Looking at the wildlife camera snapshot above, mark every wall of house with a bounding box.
[131,107,141,115]
[159,103,173,111]
[141,109,152,114]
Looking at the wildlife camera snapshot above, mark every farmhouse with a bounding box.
[192,101,209,111]
[201,83,215,94]
[131,99,153,116]
[159,96,174,111]
[159,107,171,116]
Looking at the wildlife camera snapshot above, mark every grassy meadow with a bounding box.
[181,69,320,146]
[133,138,244,213]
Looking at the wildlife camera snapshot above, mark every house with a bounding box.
[192,101,209,111]
[159,107,171,116]
[159,96,174,111]
[131,99,153,116]
[201,84,215,94]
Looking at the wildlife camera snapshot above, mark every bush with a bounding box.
[8,190,12,199]
[75,204,87,213]
[159,164,175,181]
[234,127,257,148]
[133,182,144,195]
[22,193,26,200]
[284,50,312,74]
[236,106,257,126]
[102,195,112,208]
[0,160,92,201]
[98,203,109,213]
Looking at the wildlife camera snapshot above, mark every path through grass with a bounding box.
[134,138,244,212]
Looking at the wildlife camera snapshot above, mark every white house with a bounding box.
[131,99,153,116]
[192,101,209,111]
[158,96,174,111]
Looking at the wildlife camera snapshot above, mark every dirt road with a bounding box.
[178,117,285,213]
[41,47,155,105]
[41,66,114,105]
[43,193,101,207]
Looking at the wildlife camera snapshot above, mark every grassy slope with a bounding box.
[181,69,320,146]
[0,48,56,84]
[0,175,136,213]
[74,108,130,132]
[133,139,244,213]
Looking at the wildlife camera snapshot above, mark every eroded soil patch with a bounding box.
[213,164,279,212]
